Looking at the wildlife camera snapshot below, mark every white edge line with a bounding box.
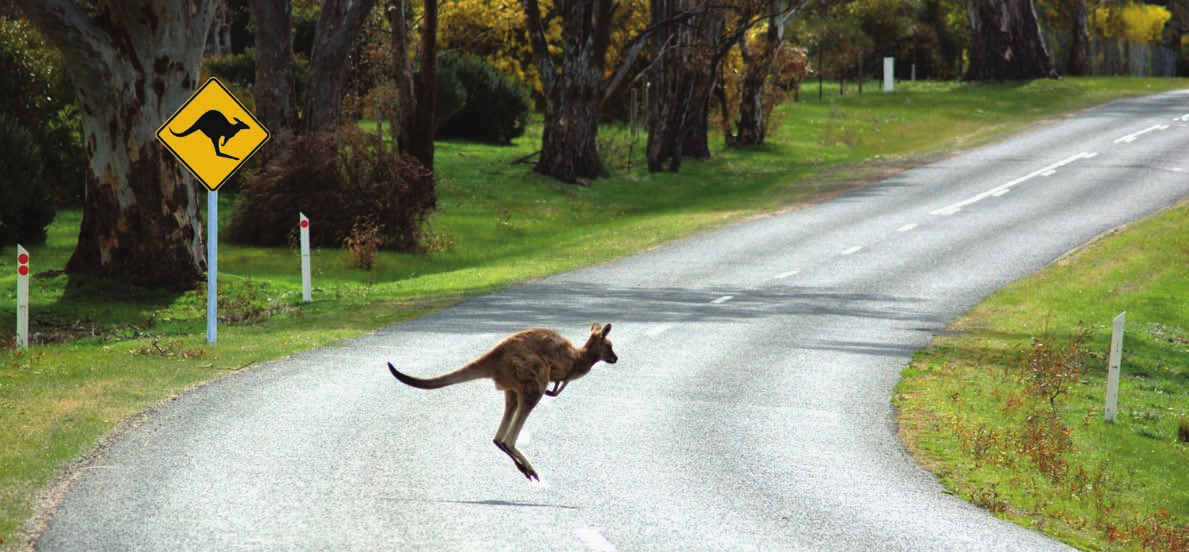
[896,223,918,232]
[774,270,800,279]
[710,295,733,304]
[841,246,863,255]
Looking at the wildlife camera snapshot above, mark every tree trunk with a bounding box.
[524,0,612,183]
[537,61,608,182]
[15,0,212,290]
[647,0,722,172]
[735,35,775,146]
[387,0,438,171]
[389,1,416,156]
[411,0,438,169]
[679,62,717,160]
[302,0,378,134]
[736,2,799,146]
[252,0,298,165]
[963,0,1059,81]
[1067,0,1088,76]
[646,0,683,172]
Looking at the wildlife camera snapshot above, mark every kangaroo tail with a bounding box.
[169,124,198,137]
[387,361,487,390]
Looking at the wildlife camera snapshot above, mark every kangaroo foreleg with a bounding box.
[544,380,569,397]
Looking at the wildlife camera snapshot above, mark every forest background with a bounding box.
[2,0,1189,280]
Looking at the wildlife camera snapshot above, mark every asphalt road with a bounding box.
[39,91,1189,551]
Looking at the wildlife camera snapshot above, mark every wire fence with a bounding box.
[1048,31,1179,77]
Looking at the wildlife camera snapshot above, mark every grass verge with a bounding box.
[895,199,1188,551]
[1,77,1187,548]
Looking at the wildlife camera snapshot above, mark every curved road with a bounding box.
[40,91,1189,551]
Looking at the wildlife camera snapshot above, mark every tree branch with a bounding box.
[601,3,712,99]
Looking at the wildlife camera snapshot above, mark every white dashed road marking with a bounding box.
[931,152,1097,216]
[1114,124,1169,143]
[644,323,673,337]
[575,526,619,552]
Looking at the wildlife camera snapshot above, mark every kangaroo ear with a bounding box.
[601,323,612,338]
[590,322,601,335]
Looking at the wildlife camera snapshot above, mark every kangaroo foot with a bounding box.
[513,459,539,481]
[493,439,539,481]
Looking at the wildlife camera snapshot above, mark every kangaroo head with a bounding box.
[586,322,617,364]
[231,118,249,132]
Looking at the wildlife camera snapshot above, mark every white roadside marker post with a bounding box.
[16,245,29,349]
[1104,311,1126,422]
[300,213,312,303]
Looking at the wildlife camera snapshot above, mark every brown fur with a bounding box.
[387,322,617,481]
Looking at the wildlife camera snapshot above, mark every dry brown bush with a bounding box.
[226,127,436,251]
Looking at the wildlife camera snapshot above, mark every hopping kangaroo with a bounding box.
[170,109,250,160]
[387,322,617,481]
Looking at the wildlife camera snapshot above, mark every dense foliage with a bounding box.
[435,53,532,144]
[0,115,54,246]
[0,18,84,211]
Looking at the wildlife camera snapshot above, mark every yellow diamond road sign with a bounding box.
[157,77,270,192]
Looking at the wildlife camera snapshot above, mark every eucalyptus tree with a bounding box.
[14,0,215,289]
[964,0,1059,80]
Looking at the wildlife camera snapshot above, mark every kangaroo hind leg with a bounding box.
[493,388,543,481]
[209,136,240,160]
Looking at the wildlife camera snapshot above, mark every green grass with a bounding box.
[895,199,1189,551]
[1,77,1187,548]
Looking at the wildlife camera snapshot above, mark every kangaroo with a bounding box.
[387,322,617,481]
[170,110,250,160]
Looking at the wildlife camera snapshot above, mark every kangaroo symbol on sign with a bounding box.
[170,110,251,160]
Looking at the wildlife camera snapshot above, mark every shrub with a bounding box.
[202,48,312,106]
[343,219,382,270]
[203,49,257,89]
[226,127,437,252]
[0,18,85,207]
[0,116,54,246]
[435,53,530,144]
[430,61,468,127]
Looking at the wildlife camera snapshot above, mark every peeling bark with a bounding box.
[964,0,1059,81]
[736,2,800,146]
[15,0,213,289]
